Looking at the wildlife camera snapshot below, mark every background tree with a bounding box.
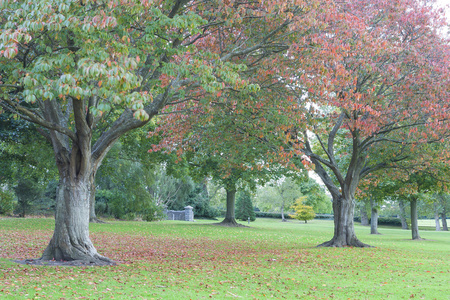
[0,115,57,216]
[256,176,303,221]
[290,197,316,223]
[235,190,256,222]
[284,0,450,247]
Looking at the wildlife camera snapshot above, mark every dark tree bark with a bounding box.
[219,184,239,226]
[316,193,370,247]
[398,199,409,230]
[410,197,421,240]
[370,197,380,234]
[441,212,448,231]
[360,201,370,226]
[434,202,441,231]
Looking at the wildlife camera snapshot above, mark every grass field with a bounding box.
[0,217,449,299]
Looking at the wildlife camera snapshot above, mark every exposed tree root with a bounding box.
[317,238,373,248]
[213,218,248,227]
[13,257,116,266]
[89,217,107,224]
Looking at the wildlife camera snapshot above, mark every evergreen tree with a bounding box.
[236,190,256,222]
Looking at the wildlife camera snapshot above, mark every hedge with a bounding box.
[255,212,294,219]
[354,216,402,227]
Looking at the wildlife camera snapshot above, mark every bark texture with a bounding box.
[410,198,421,240]
[317,195,371,247]
[40,177,113,265]
[398,199,409,230]
[370,198,380,235]
[441,212,448,231]
[218,187,240,226]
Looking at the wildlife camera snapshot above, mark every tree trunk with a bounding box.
[88,172,104,223]
[434,202,441,231]
[410,198,421,240]
[441,212,448,231]
[281,200,286,222]
[370,198,380,235]
[317,195,371,247]
[360,202,369,226]
[219,186,239,226]
[398,199,409,230]
[40,175,113,265]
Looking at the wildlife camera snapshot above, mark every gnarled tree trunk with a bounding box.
[398,199,409,230]
[41,176,111,264]
[40,137,114,265]
[317,194,370,247]
[410,197,421,240]
[370,197,380,235]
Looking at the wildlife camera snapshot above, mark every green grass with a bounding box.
[0,217,449,299]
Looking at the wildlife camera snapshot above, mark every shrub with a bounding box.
[235,191,256,222]
[0,190,15,215]
[354,216,403,227]
[290,197,316,223]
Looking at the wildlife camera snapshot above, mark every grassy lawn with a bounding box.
[0,217,448,299]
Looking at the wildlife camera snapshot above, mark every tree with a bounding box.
[291,197,315,223]
[435,193,450,231]
[285,0,450,247]
[0,115,57,216]
[235,190,256,222]
[256,176,304,221]
[1,0,312,263]
[358,200,370,226]
[297,178,332,214]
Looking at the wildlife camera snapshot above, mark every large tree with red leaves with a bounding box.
[285,0,450,247]
[0,0,323,263]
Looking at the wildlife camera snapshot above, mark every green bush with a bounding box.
[378,217,402,227]
[124,212,136,221]
[142,205,165,222]
[354,216,402,227]
[0,190,15,215]
[235,191,256,222]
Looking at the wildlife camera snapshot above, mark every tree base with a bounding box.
[13,258,116,266]
[89,217,107,224]
[317,238,373,248]
[213,218,247,227]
